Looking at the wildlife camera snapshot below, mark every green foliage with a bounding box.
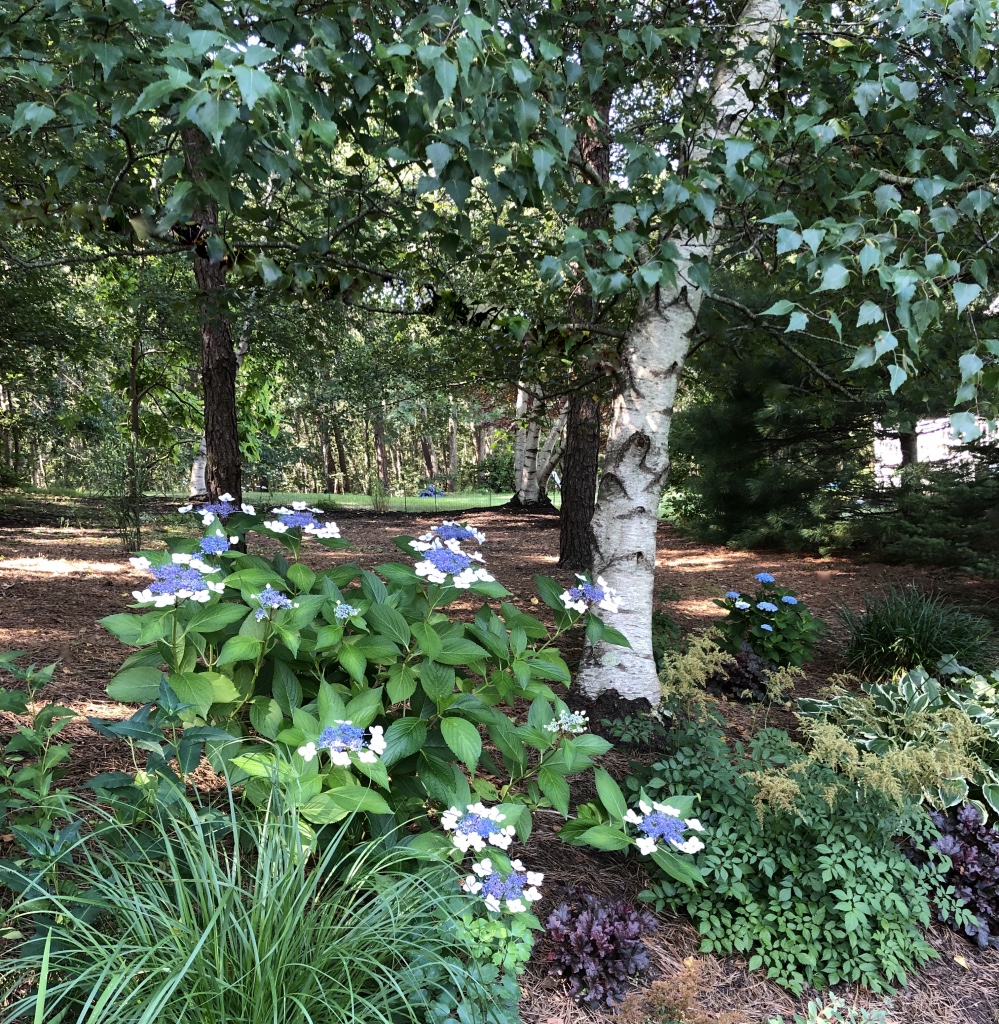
[599,713,668,749]
[632,717,970,994]
[0,652,75,832]
[0,788,495,1024]
[767,995,889,1024]
[102,511,618,831]
[839,584,997,680]
[798,665,999,818]
[714,576,823,667]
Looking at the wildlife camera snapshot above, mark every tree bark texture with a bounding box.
[575,0,783,702]
[559,389,601,569]
[181,125,241,504]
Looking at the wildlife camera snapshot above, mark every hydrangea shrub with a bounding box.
[714,573,823,666]
[102,505,625,831]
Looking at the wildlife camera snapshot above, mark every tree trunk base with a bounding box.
[503,495,559,514]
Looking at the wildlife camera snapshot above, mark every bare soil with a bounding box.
[0,499,997,1024]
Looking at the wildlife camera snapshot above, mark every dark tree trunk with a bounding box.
[332,419,349,492]
[421,435,438,478]
[899,429,919,467]
[181,126,241,504]
[373,415,390,491]
[318,420,335,493]
[559,389,601,569]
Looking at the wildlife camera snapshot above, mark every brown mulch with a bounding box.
[1,503,998,1023]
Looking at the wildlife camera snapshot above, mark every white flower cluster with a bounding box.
[623,799,706,857]
[559,574,622,615]
[178,492,255,525]
[441,802,516,853]
[543,709,589,735]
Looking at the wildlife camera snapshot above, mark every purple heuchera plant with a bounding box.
[930,804,999,949]
[544,889,658,1006]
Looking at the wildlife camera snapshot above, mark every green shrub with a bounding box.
[0,787,499,1024]
[839,584,996,681]
[714,573,823,667]
[102,506,621,832]
[632,717,970,994]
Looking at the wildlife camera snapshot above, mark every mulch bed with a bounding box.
[0,499,997,1023]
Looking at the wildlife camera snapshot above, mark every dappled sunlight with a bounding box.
[0,555,126,577]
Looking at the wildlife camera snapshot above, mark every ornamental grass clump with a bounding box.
[0,789,490,1024]
[839,583,997,681]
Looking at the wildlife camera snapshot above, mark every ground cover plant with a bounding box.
[626,715,973,994]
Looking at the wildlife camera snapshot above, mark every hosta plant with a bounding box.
[101,504,624,830]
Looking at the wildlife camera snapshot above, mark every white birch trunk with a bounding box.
[513,385,546,503]
[535,401,567,497]
[576,0,783,702]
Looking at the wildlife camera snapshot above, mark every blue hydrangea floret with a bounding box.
[297,719,386,766]
[410,538,494,588]
[756,601,778,613]
[263,502,340,539]
[560,574,622,614]
[781,595,798,605]
[251,584,298,621]
[461,857,544,914]
[334,601,358,621]
[130,553,224,607]
[755,572,776,584]
[623,799,706,857]
[441,802,515,853]
[178,492,255,524]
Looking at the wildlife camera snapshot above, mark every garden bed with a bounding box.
[0,503,997,1023]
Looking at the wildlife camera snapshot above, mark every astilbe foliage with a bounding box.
[927,804,999,950]
[544,889,658,1006]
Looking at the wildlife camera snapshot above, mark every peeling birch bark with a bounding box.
[576,0,783,702]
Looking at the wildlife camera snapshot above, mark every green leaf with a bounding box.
[847,345,877,371]
[594,767,629,820]
[650,847,704,887]
[776,228,802,255]
[816,261,849,291]
[343,687,383,729]
[381,718,427,768]
[106,666,165,704]
[435,59,458,99]
[786,311,808,332]
[216,634,262,668]
[532,147,556,186]
[411,622,443,660]
[435,637,489,667]
[421,659,456,703]
[168,672,217,718]
[386,663,418,704]
[538,766,570,817]
[187,94,238,146]
[856,301,883,327]
[286,562,316,593]
[953,281,981,316]
[579,824,632,852]
[888,364,908,394]
[761,300,795,316]
[100,613,145,645]
[337,644,367,683]
[185,603,247,634]
[317,680,347,725]
[366,603,411,646]
[327,786,391,816]
[249,696,284,739]
[232,65,274,109]
[426,142,452,175]
[441,717,482,772]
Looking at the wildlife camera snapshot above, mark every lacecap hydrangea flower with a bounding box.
[178,493,255,524]
[560,574,621,614]
[334,601,358,620]
[263,502,340,539]
[199,530,233,556]
[250,584,298,621]
[412,520,486,547]
[411,539,494,588]
[130,553,225,607]
[623,800,706,857]
[461,857,544,914]
[441,802,516,853]
[297,720,386,765]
